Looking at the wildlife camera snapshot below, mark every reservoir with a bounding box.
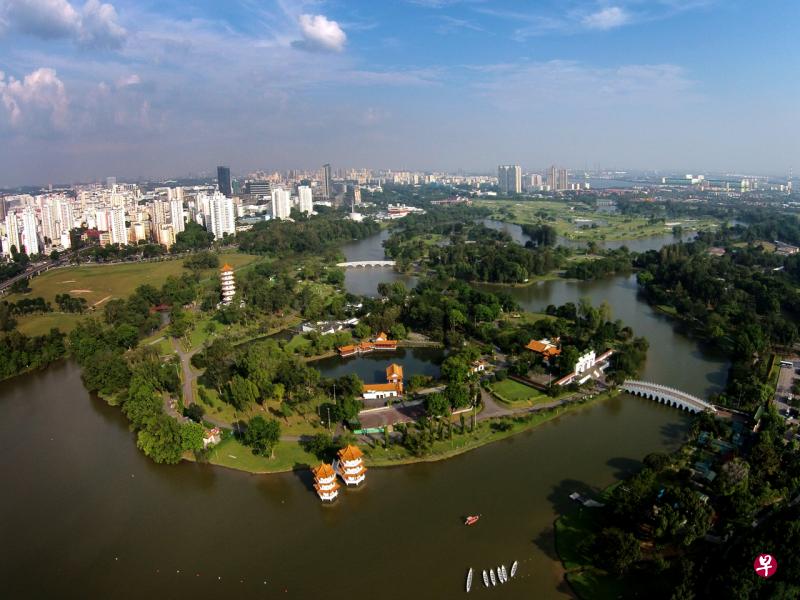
[0,225,729,599]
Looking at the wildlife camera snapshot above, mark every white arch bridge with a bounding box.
[336,260,396,268]
[621,380,717,414]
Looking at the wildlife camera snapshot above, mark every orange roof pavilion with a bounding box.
[525,339,561,358]
[338,444,364,462]
[221,263,234,272]
[386,363,404,382]
[312,463,336,479]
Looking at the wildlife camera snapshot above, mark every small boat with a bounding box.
[511,561,518,578]
[466,568,473,593]
[482,570,489,588]
[464,515,480,526]
[501,565,508,582]
[490,569,497,586]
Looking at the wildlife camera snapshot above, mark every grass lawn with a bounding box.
[490,378,548,405]
[206,437,319,473]
[285,333,312,354]
[7,251,259,307]
[14,312,86,336]
[475,199,720,242]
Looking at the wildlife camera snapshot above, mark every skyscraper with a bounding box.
[297,185,313,215]
[209,192,235,239]
[498,165,522,194]
[271,188,292,220]
[217,166,232,197]
[322,163,332,199]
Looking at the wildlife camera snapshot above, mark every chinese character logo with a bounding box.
[754,554,777,578]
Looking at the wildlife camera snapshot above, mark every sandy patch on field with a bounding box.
[60,280,76,283]
[93,295,112,306]
[70,289,93,294]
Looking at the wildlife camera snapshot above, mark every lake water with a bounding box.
[0,223,730,599]
[1,360,690,600]
[340,229,418,297]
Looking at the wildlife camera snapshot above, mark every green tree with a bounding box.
[243,416,281,457]
[425,392,449,417]
[227,375,259,410]
[595,527,641,575]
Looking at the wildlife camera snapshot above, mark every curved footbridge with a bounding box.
[336,260,396,268]
[621,380,717,414]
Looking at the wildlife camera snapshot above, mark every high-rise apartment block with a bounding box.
[548,166,569,191]
[170,198,185,234]
[20,207,40,255]
[271,188,292,220]
[208,191,235,239]
[498,165,522,194]
[298,185,313,215]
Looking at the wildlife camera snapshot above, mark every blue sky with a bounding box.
[0,0,797,185]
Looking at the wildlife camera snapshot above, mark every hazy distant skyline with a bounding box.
[0,0,798,186]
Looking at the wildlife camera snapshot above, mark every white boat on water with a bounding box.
[511,561,519,578]
[466,568,473,593]
[501,565,508,582]
[490,569,497,586]
[482,570,489,588]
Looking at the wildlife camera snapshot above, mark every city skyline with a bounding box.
[0,0,798,185]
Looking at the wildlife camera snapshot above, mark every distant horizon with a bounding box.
[1,165,795,191]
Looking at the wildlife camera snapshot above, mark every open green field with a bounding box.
[489,378,547,405]
[6,252,259,307]
[206,438,319,473]
[15,312,87,336]
[476,199,720,242]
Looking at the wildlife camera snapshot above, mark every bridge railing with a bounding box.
[621,380,714,410]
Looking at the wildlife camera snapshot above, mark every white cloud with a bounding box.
[2,0,80,39]
[78,0,125,48]
[0,0,125,48]
[295,14,346,52]
[0,67,68,135]
[582,6,629,30]
[115,73,140,88]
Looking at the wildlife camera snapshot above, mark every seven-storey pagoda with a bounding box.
[220,263,236,305]
[312,463,340,502]
[334,444,367,486]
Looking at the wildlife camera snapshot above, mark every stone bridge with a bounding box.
[621,380,717,414]
[336,260,396,268]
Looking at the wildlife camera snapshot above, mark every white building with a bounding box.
[271,188,292,220]
[4,213,21,256]
[574,350,597,375]
[170,198,185,234]
[208,192,235,239]
[20,207,40,255]
[110,206,127,245]
[297,185,313,215]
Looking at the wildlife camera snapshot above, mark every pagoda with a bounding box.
[334,444,367,486]
[220,264,236,305]
[312,463,340,502]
